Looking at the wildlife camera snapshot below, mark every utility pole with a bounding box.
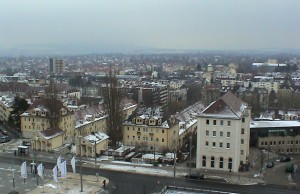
[94,139,97,165]
[79,136,83,192]
[173,149,176,177]
[189,135,192,174]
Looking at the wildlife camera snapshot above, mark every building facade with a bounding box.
[123,107,179,152]
[196,92,251,172]
[250,120,300,156]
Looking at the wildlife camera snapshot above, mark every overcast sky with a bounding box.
[1,0,299,54]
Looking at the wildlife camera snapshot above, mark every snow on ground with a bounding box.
[100,162,173,176]
[42,182,98,194]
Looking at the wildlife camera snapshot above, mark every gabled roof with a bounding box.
[39,128,64,140]
[200,91,247,119]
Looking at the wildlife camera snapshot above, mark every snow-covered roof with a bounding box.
[199,92,247,119]
[250,120,300,128]
[84,132,109,145]
[142,153,163,160]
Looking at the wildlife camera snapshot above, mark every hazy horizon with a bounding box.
[1,0,299,55]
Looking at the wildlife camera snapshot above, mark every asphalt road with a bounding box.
[0,156,299,194]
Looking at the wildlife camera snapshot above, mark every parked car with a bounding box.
[185,173,204,180]
[266,161,274,168]
[279,156,291,162]
[0,136,11,143]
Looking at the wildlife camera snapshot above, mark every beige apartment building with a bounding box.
[20,99,75,141]
[196,92,251,172]
[0,95,14,122]
[123,107,179,152]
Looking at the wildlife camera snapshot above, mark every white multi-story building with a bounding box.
[196,92,251,172]
[252,76,279,93]
[49,58,65,75]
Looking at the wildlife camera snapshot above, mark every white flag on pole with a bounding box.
[71,156,76,173]
[37,163,43,179]
[21,161,27,178]
[57,155,61,171]
[53,165,58,182]
[61,161,67,178]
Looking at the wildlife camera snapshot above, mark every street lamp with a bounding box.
[94,136,97,165]
[78,136,83,192]
[189,135,192,174]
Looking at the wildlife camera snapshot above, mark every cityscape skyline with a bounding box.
[1,0,300,56]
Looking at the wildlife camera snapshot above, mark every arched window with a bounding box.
[211,156,215,168]
[219,157,224,168]
[202,156,206,167]
[228,158,233,170]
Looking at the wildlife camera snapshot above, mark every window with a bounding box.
[205,141,209,146]
[206,119,209,125]
[241,128,245,134]
[213,120,216,125]
[156,138,159,142]
[227,143,230,149]
[228,158,233,170]
[219,142,223,148]
[261,142,264,146]
[220,131,223,137]
[211,156,215,168]
[162,138,164,142]
[212,142,216,148]
[138,128,140,131]
[227,132,230,138]
[227,121,231,126]
[241,139,244,144]
[151,137,153,141]
[206,130,209,136]
[202,156,206,167]
[127,135,129,139]
[133,136,135,140]
[282,141,285,144]
[241,150,244,155]
[162,129,164,133]
[138,136,140,141]
[270,141,272,145]
[133,127,135,131]
[219,157,224,168]
[279,141,281,144]
[213,131,216,137]
[220,120,223,125]
[242,118,245,123]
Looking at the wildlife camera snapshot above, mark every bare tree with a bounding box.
[103,67,123,149]
[44,80,61,128]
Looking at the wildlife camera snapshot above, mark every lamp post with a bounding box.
[78,136,83,192]
[189,135,192,174]
[94,139,97,165]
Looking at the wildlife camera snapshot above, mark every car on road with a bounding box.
[266,161,274,168]
[185,173,204,180]
[0,136,11,143]
[279,156,291,162]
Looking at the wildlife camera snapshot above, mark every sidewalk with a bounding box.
[28,173,109,194]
